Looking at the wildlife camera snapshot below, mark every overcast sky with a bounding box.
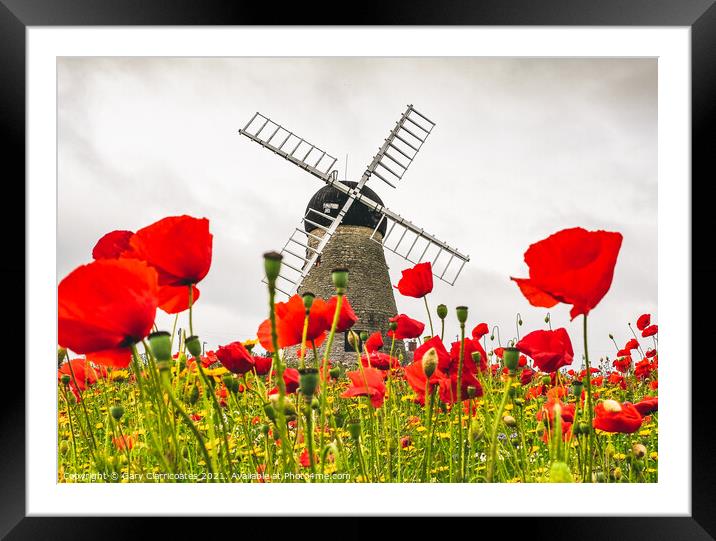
[58,57,657,364]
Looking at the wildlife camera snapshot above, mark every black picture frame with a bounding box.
[2,1,713,538]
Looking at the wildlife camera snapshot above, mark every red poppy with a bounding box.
[268,367,301,395]
[636,313,651,331]
[624,338,639,351]
[404,361,450,405]
[128,215,213,286]
[448,337,488,374]
[299,448,318,468]
[511,227,623,319]
[257,295,331,351]
[520,367,536,385]
[387,314,425,340]
[542,421,573,444]
[445,370,483,403]
[493,347,504,359]
[413,336,451,370]
[58,259,159,368]
[326,295,358,332]
[613,355,632,373]
[593,400,643,433]
[364,331,384,353]
[58,358,98,401]
[216,341,255,375]
[92,230,133,260]
[591,376,604,387]
[253,356,273,376]
[634,358,654,380]
[607,372,626,389]
[395,261,433,298]
[157,284,200,314]
[525,385,546,401]
[641,324,658,337]
[645,348,657,358]
[113,432,138,452]
[361,351,400,371]
[472,322,489,340]
[340,367,387,408]
[516,328,574,373]
[634,397,658,416]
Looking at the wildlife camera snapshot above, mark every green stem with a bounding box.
[423,296,434,337]
[487,373,513,483]
[583,314,595,481]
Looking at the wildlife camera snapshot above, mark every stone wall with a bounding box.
[284,224,409,366]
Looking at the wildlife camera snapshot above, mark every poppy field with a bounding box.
[57,216,658,483]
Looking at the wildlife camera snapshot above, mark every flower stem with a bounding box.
[423,296,434,337]
[583,314,595,481]
[487,373,513,483]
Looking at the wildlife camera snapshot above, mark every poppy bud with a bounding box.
[490,334,495,341]
[347,330,358,347]
[422,347,439,378]
[329,366,341,379]
[544,313,550,324]
[148,331,172,361]
[605,443,616,458]
[388,321,398,331]
[360,331,369,342]
[186,335,202,357]
[503,415,517,427]
[348,420,361,440]
[57,346,67,365]
[260,423,270,436]
[514,397,524,407]
[263,402,276,421]
[466,385,477,399]
[298,368,319,397]
[541,375,551,385]
[611,467,623,481]
[549,461,574,483]
[577,421,589,435]
[571,380,583,396]
[456,306,468,324]
[503,347,519,371]
[331,267,349,292]
[59,440,69,455]
[471,351,482,365]
[311,397,320,410]
[223,375,240,394]
[110,405,124,421]
[60,374,71,386]
[302,292,315,311]
[632,443,647,458]
[437,304,448,320]
[263,251,283,284]
[609,333,614,340]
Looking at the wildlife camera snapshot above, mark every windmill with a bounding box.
[239,105,470,364]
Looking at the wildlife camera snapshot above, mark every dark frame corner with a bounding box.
[3,0,714,538]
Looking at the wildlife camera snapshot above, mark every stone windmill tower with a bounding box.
[239,105,470,365]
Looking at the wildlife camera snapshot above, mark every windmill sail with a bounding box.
[369,208,469,286]
[360,105,435,189]
[239,112,338,183]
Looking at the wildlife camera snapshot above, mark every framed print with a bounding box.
[4,0,715,538]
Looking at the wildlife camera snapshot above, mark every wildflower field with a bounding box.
[57,216,658,483]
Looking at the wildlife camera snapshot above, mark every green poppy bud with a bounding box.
[348,420,361,440]
[437,304,448,320]
[549,461,574,483]
[572,380,584,396]
[503,347,520,371]
[260,423,270,436]
[148,331,172,361]
[110,405,124,421]
[541,375,551,386]
[263,402,276,421]
[186,335,202,357]
[331,267,349,292]
[456,305,468,324]
[298,367,319,397]
[263,251,283,284]
[421,347,439,378]
[360,331,369,342]
[311,397,320,410]
[329,366,341,379]
[388,321,398,331]
[471,351,482,366]
[503,415,517,427]
[60,374,71,386]
[302,291,315,311]
[466,385,477,399]
[223,375,240,394]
